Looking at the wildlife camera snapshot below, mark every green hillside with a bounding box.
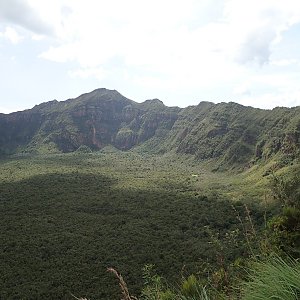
[0,89,299,299]
[0,89,299,172]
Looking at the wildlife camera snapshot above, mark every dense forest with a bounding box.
[0,150,299,299]
[0,89,299,299]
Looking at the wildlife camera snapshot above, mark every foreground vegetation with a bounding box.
[0,150,299,299]
[104,254,300,300]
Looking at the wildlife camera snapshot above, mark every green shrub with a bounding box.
[180,275,210,300]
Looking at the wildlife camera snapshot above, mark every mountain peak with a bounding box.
[77,88,122,99]
[91,88,118,94]
[140,98,165,109]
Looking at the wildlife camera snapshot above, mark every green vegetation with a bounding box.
[0,89,299,299]
[1,89,299,174]
[241,256,300,300]
[0,151,276,299]
[108,255,300,300]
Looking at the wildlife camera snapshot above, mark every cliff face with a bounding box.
[163,102,300,169]
[0,89,180,154]
[0,111,44,155]
[0,88,299,169]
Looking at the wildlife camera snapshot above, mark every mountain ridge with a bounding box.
[4,88,294,116]
[0,88,299,171]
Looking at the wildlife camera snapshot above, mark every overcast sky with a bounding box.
[1,0,300,113]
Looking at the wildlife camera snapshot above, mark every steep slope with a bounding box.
[157,102,300,169]
[0,88,180,154]
[0,88,299,170]
[0,110,44,155]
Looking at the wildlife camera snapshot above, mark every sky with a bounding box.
[1,0,300,113]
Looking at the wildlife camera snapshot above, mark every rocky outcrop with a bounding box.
[0,89,179,154]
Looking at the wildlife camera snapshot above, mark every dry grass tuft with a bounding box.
[71,293,90,300]
[107,267,138,300]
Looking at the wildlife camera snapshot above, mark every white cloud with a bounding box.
[270,59,300,67]
[1,0,300,110]
[233,83,252,96]
[0,0,55,35]
[0,26,23,44]
[68,67,106,81]
[38,1,300,73]
[219,0,300,65]
[238,89,300,109]
[31,34,45,41]
[233,70,300,108]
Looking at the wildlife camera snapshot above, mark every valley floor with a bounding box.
[0,150,283,299]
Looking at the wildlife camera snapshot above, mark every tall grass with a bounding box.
[241,255,300,300]
[108,268,138,300]
[76,256,299,299]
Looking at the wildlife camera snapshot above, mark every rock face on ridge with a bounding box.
[0,88,299,170]
[0,89,180,154]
